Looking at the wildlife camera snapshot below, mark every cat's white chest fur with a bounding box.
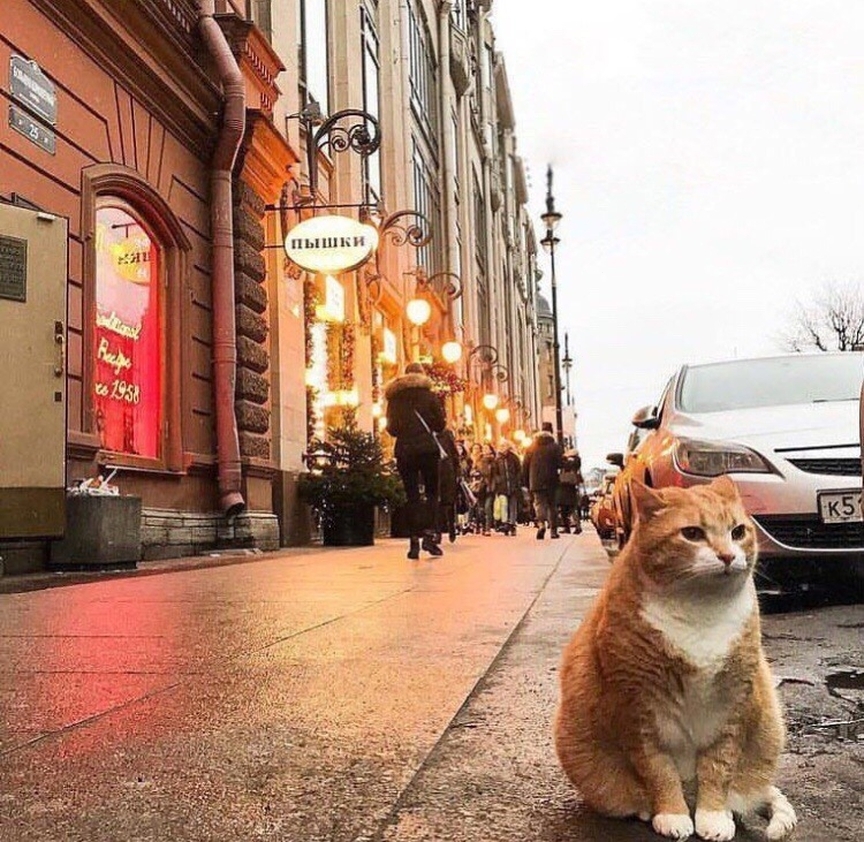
[640,583,756,670]
[640,583,757,778]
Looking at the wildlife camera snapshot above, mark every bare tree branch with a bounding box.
[780,281,864,352]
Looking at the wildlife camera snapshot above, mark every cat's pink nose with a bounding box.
[718,552,735,567]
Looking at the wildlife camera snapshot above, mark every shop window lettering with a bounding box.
[96,310,142,340]
[95,379,141,404]
[93,206,162,458]
[96,336,132,376]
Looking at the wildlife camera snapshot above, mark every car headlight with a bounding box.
[673,437,773,477]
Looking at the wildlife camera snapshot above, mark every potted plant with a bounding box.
[298,412,406,546]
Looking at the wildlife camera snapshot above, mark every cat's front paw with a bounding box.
[695,808,736,841]
[653,812,694,839]
[765,788,797,840]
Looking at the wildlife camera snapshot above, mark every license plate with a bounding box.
[818,490,863,524]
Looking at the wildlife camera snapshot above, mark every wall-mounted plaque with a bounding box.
[0,235,27,302]
[9,105,56,155]
[10,56,57,125]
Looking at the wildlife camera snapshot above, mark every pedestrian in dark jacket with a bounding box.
[468,442,496,534]
[385,362,446,559]
[557,450,583,534]
[494,440,522,535]
[521,422,563,539]
[436,428,461,544]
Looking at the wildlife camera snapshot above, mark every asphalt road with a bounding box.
[0,529,861,841]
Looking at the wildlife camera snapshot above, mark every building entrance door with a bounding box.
[0,204,68,538]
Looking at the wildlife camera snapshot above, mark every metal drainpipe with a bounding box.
[438,2,461,338]
[198,0,246,517]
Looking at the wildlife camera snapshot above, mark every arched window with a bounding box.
[82,164,189,471]
[93,202,162,458]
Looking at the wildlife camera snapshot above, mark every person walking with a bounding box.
[468,442,495,535]
[521,422,563,539]
[436,428,461,544]
[557,449,583,534]
[477,443,497,535]
[384,362,447,559]
[494,440,522,536]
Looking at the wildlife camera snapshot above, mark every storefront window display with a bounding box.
[93,204,161,458]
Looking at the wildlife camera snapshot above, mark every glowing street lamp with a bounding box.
[483,393,499,411]
[441,340,462,364]
[406,297,431,326]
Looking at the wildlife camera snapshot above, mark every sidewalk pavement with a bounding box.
[0,546,316,595]
[0,527,587,842]
[0,528,856,841]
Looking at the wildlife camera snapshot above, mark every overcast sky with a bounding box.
[491,2,864,471]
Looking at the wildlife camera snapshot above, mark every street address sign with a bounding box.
[10,56,57,126]
[284,215,379,274]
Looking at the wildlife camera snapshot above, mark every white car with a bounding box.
[613,352,864,592]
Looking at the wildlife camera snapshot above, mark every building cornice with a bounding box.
[28,0,221,153]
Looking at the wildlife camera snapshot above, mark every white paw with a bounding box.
[653,812,695,839]
[695,808,736,841]
[765,790,797,840]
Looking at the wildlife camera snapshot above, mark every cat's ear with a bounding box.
[709,474,740,501]
[630,479,666,520]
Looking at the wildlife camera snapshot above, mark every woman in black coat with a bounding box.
[384,362,447,559]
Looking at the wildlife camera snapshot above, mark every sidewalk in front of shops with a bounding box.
[0,543,331,595]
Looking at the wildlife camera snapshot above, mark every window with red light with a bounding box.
[93,204,162,458]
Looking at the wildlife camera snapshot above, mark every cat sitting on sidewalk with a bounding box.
[554,477,797,841]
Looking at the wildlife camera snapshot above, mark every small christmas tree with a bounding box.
[298,411,406,524]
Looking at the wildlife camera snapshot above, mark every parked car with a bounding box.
[589,467,620,548]
[612,352,864,592]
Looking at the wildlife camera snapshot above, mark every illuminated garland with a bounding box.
[341,321,355,389]
[303,276,320,369]
[306,385,319,443]
[423,361,468,397]
[303,277,323,445]
[370,335,382,404]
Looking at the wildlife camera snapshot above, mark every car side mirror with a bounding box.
[606,452,624,469]
[631,404,660,429]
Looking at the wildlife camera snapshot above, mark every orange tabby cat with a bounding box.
[555,476,797,841]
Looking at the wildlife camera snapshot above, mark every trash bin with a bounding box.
[49,494,142,569]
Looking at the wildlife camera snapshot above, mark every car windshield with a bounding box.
[678,353,864,413]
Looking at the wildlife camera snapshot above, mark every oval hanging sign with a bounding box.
[284,215,379,274]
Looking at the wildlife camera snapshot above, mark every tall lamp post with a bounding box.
[562,332,573,407]
[540,165,564,445]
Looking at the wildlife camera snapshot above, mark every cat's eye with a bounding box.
[681,526,706,541]
[731,524,747,541]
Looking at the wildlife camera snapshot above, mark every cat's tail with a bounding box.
[730,785,797,840]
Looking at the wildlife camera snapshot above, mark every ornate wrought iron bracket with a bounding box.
[360,208,433,291]
[290,102,381,200]
[466,344,509,388]
[412,267,463,300]
[376,209,433,250]
[466,344,500,366]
